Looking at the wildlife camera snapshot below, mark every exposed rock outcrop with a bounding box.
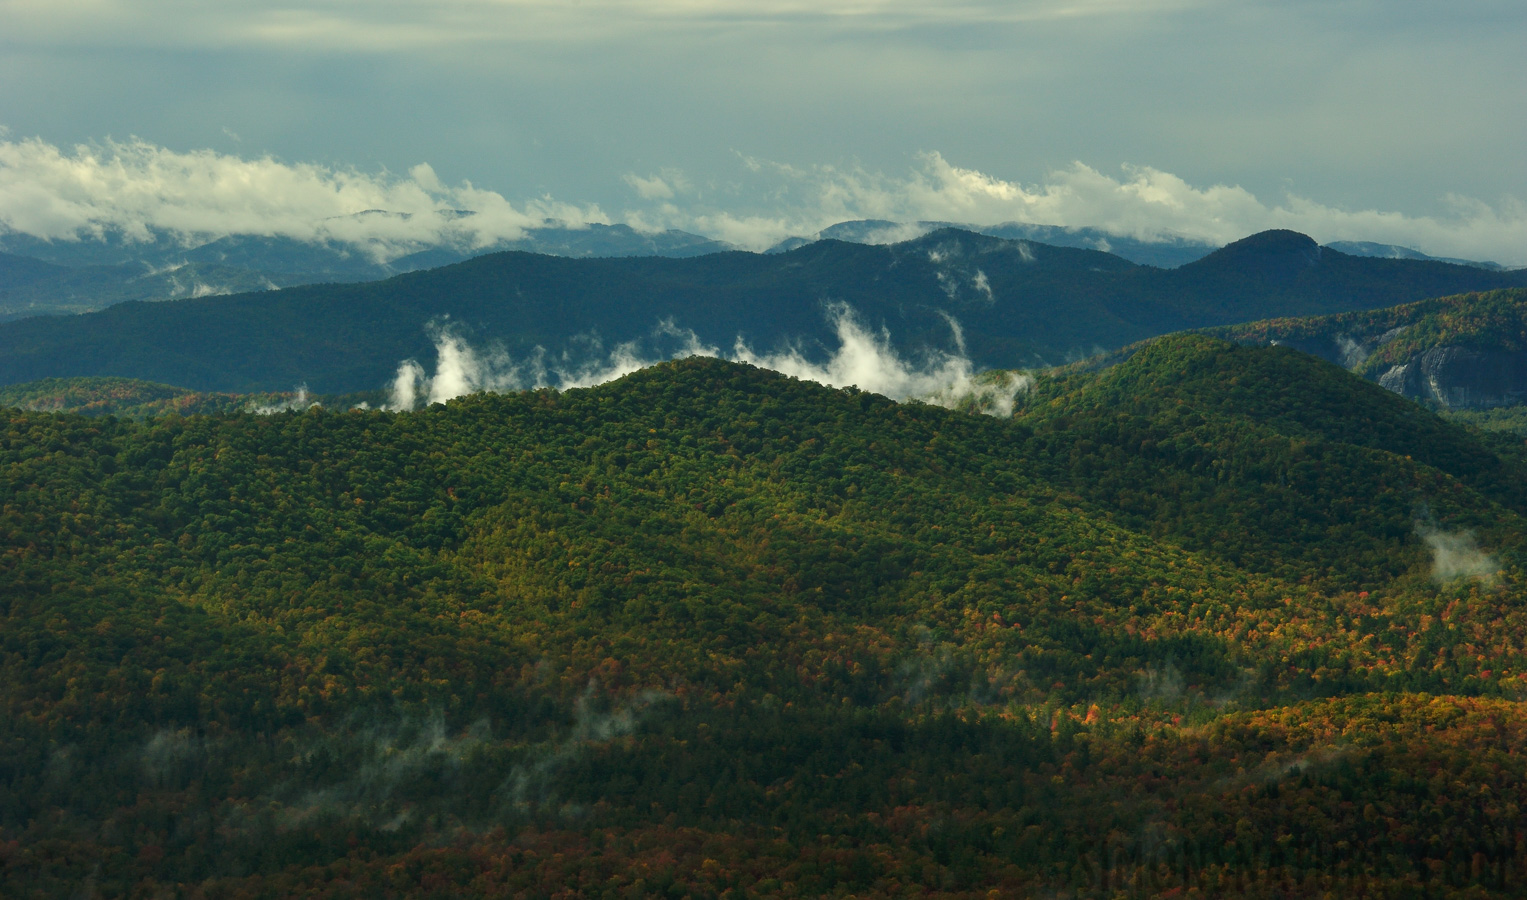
[1376,345,1527,409]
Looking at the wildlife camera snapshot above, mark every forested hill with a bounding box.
[2,227,1523,393]
[5,339,1527,895]
[1206,287,1527,410]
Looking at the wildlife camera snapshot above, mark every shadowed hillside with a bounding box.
[2,228,1522,393]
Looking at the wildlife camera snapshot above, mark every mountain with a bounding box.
[1209,287,1527,410]
[4,343,1527,895]
[768,218,1222,267]
[0,253,324,321]
[1328,240,1509,270]
[0,224,736,319]
[773,221,1512,271]
[2,227,1524,394]
[0,375,363,418]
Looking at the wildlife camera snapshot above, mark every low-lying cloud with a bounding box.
[627,152,1527,264]
[731,304,1030,416]
[5,135,1522,268]
[0,136,607,262]
[250,385,320,415]
[1417,523,1499,586]
[386,306,1029,416]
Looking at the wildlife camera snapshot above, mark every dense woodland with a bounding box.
[5,336,1527,897]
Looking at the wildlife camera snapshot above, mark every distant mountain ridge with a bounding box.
[769,219,1511,271]
[1208,287,1527,410]
[0,223,736,319]
[5,218,1509,323]
[1,227,1523,393]
[765,219,1218,267]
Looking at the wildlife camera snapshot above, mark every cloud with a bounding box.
[385,321,699,410]
[387,306,1029,416]
[623,173,676,200]
[6,134,1521,266]
[630,152,1527,264]
[4,1,1210,51]
[733,305,1029,414]
[385,324,538,411]
[0,135,608,262]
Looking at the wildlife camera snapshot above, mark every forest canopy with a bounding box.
[4,338,1527,897]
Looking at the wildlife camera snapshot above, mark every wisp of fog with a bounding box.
[384,305,1030,416]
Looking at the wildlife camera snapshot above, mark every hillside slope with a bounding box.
[1212,287,1527,409]
[4,345,1527,895]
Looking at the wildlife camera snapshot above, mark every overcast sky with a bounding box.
[2,0,1524,262]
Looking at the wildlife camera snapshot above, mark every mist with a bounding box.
[1417,524,1499,586]
[250,385,319,415]
[385,306,1030,416]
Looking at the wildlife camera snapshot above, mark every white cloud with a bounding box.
[2,0,1209,50]
[623,173,676,200]
[629,152,1527,264]
[1417,524,1499,586]
[387,307,1028,416]
[0,135,608,261]
[732,304,1030,415]
[4,134,1522,266]
[250,385,319,414]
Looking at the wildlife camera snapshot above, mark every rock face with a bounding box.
[1211,288,1527,411]
[1376,346,1527,409]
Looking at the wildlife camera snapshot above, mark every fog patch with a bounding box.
[498,684,668,817]
[1335,334,1369,369]
[275,712,492,830]
[849,222,933,245]
[140,728,202,787]
[386,320,719,410]
[1137,662,1184,703]
[250,385,320,414]
[632,152,1527,265]
[386,305,1030,416]
[971,268,993,302]
[732,303,1031,416]
[1417,522,1499,586]
[386,325,532,410]
[896,627,958,705]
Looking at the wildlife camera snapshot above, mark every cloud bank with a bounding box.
[6,0,1208,50]
[3,135,1523,266]
[386,308,1029,416]
[626,153,1527,264]
[0,136,607,262]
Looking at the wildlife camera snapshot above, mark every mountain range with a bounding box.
[0,224,733,320]
[1,227,1524,395]
[3,218,1511,323]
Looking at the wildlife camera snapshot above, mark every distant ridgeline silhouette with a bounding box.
[1,228,1523,393]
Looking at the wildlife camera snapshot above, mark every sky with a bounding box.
[1,0,1524,263]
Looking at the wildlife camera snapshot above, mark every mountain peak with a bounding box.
[1182,229,1324,281]
[1221,229,1321,257]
